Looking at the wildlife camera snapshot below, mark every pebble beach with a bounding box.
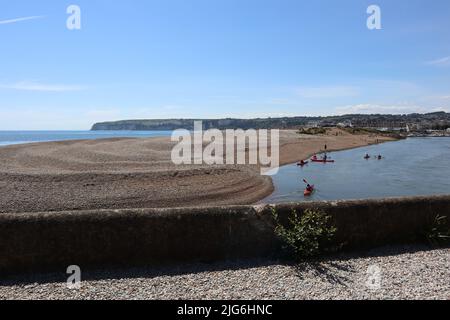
[1,245,448,300]
[0,129,393,213]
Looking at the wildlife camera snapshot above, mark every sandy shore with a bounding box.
[0,129,395,213]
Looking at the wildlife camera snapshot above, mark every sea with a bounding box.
[0,130,173,146]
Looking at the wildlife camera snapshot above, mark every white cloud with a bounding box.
[0,16,45,25]
[0,81,85,92]
[295,86,359,98]
[426,56,450,67]
[336,104,449,115]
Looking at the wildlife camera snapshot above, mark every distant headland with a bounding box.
[91,112,450,133]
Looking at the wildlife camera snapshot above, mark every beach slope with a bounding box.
[0,129,394,213]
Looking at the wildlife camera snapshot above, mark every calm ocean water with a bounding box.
[0,131,173,146]
[263,137,450,203]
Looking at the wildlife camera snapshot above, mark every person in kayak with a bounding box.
[377,155,382,160]
[364,153,370,159]
[303,179,314,192]
[312,155,318,160]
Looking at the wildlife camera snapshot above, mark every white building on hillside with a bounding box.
[337,120,353,128]
[306,121,320,128]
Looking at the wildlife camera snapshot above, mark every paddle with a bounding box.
[303,179,315,193]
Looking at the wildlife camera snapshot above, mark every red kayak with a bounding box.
[311,159,335,163]
[304,185,315,196]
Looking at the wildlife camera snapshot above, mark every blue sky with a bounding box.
[0,0,449,130]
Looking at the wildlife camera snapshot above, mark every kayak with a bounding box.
[304,185,315,196]
[311,159,335,163]
[297,161,309,166]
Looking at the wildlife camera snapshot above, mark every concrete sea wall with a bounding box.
[1,195,449,275]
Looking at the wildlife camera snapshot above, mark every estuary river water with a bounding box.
[263,138,450,203]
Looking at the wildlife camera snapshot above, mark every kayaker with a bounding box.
[312,155,318,160]
[364,153,370,159]
[377,155,382,160]
[306,184,314,192]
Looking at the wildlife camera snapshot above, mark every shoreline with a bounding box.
[0,129,397,213]
[304,136,403,164]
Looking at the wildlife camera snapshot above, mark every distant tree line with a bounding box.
[91,112,450,131]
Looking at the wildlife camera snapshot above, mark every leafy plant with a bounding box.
[426,215,450,247]
[297,127,327,135]
[272,208,337,260]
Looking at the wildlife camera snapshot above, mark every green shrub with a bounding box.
[426,215,450,247]
[297,127,327,135]
[272,208,337,260]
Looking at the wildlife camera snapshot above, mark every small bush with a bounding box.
[272,208,337,260]
[426,215,450,247]
[297,127,327,135]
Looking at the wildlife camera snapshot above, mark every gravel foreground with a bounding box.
[1,245,448,300]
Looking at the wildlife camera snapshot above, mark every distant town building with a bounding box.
[306,121,320,128]
[337,120,353,128]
